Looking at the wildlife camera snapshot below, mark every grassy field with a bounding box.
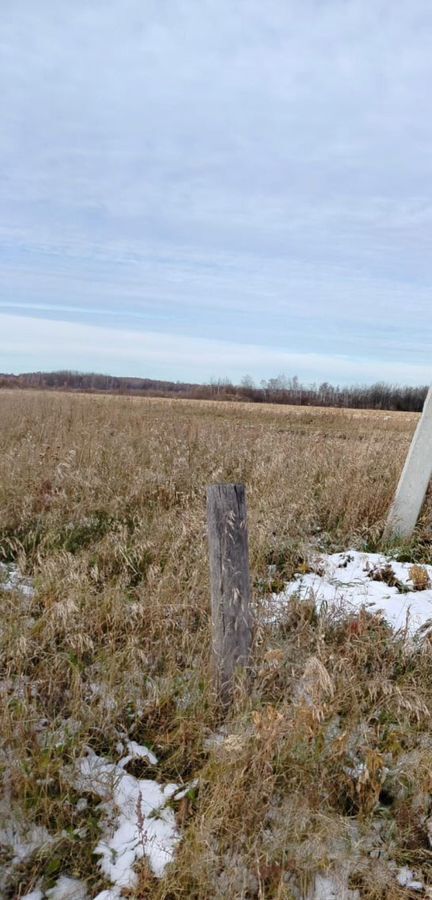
[2,390,432,898]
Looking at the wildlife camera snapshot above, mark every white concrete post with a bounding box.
[384,386,432,541]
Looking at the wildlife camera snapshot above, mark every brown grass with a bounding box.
[1,390,432,898]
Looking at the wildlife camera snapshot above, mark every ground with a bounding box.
[1,390,432,898]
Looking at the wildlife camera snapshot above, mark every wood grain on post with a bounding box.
[207,484,253,706]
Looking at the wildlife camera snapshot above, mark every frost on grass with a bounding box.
[269,550,432,637]
[75,743,179,896]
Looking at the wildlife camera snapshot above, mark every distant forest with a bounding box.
[0,370,428,412]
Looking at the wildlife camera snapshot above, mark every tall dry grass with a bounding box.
[1,390,432,898]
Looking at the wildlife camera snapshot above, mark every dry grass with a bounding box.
[1,390,432,898]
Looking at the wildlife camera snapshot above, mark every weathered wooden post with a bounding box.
[384,386,432,541]
[207,484,253,706]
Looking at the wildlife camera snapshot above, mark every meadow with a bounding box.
[1,390,432,899]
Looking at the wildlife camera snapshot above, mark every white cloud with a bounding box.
[1,1,432,381]
[1,314,430,385]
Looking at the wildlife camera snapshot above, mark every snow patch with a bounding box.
[92,891,123,900]
[1,739,180,898]
[117,738,158,768]
[92,891,122,900]
[397,865,424,891]
[0,813,55,895]
[270,551,432,637]
[46,876,88,899]
[172,779,199,801]
[76,743,179,893]
[0,561,34,598]
[309,872,360,899]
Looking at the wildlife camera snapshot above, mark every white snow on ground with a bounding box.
[397,866,424,891]
[308,871,359,899]
[76,743,180,895]
[22,878,89,900]
[0,815,55,895]
[117,738,158,768]
[5,555,432,898]
[0,561,35,597]
[306,867,424,898]
[0,561,181,898]
[172,779,199,801]
[1,735,180,899]
[269,550,432,637]
[0,820,54,864]
[46,877,89,899]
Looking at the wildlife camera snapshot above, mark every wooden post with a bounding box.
[384,386,432,541]
[207,484,253,706]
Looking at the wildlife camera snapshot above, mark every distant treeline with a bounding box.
[0,370,196,396]
[0,370,428,412]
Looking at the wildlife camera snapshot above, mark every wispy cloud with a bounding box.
[1,314,430,386]
[1,1,432,382]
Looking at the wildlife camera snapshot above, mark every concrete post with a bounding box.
[384,386,432,541]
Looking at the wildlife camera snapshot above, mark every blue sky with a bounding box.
[1,0,432,384]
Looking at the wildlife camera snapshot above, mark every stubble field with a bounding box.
[2,390,432,899]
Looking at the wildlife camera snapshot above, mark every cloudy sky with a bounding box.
[1,0,432,384]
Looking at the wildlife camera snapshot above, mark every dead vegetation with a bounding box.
[1,390,432,898]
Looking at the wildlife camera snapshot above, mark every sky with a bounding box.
[1,0,432,385]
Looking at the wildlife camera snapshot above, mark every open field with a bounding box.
[2,390,432,898]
